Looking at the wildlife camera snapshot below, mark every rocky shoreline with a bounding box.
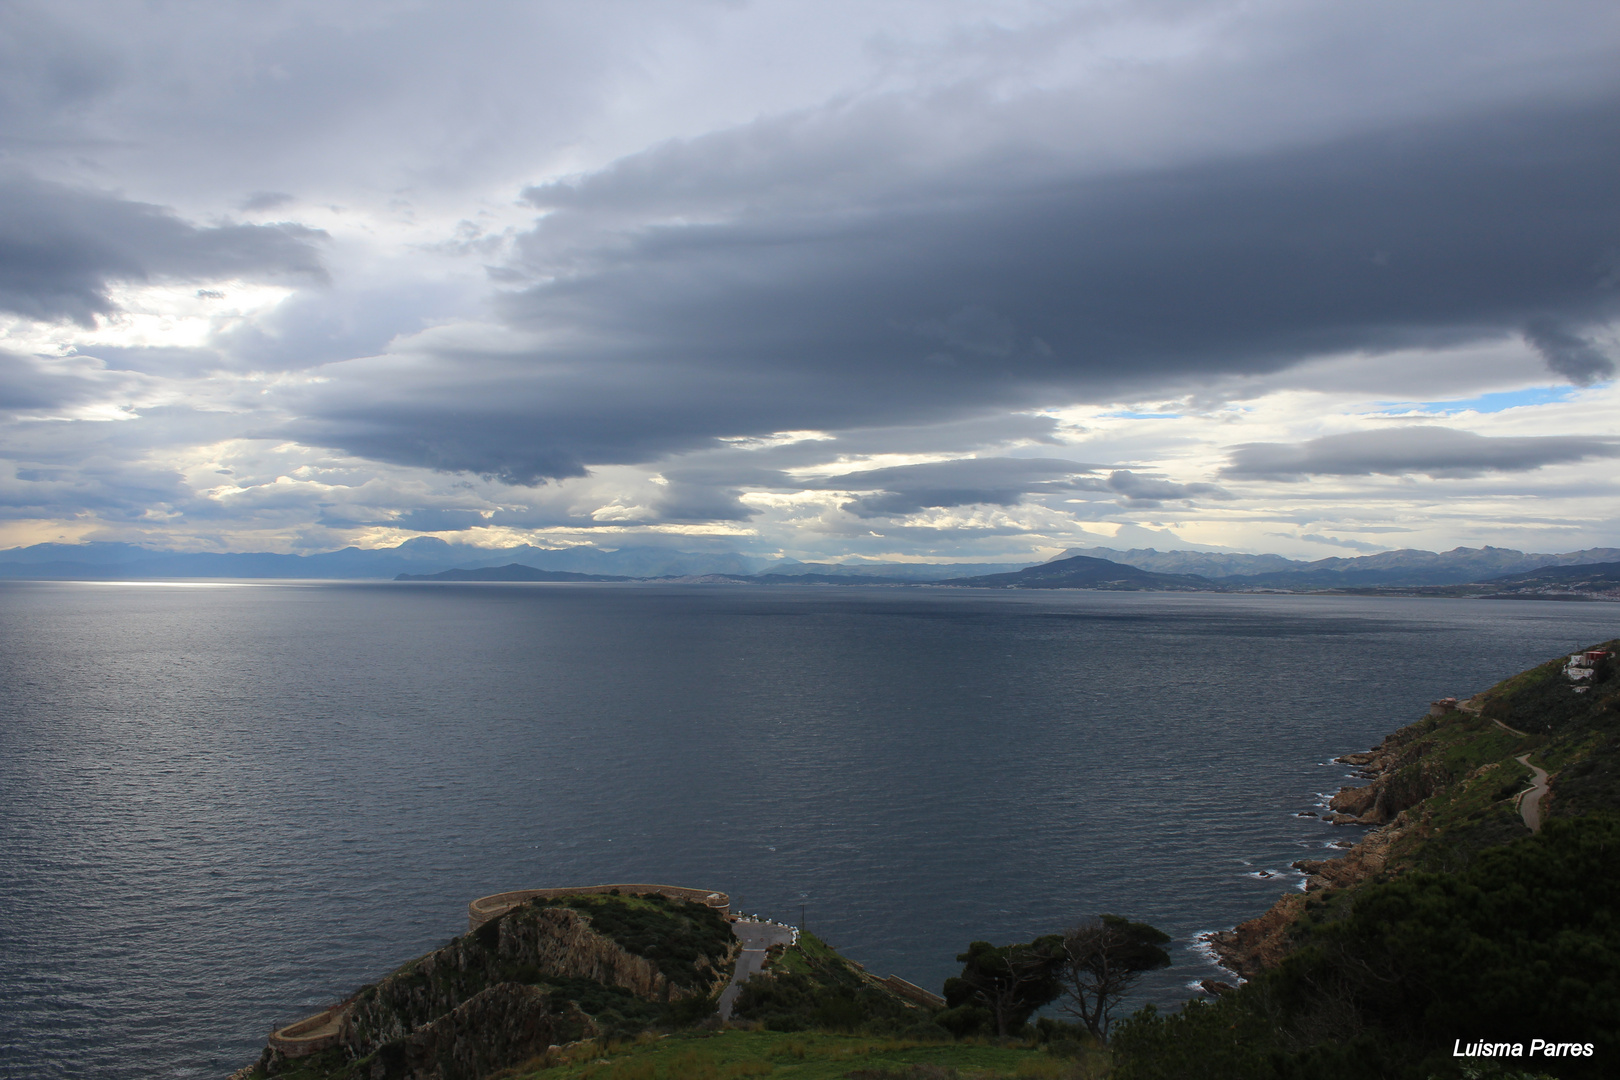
[1203,705,1476,979]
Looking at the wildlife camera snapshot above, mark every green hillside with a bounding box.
[1123,639,1620,1080]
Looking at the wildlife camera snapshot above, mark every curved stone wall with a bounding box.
[467,883,729,931]
[266,1001,348,1058]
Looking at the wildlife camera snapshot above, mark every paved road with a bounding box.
[717,920,795,1019]
[1515,754,1549,833]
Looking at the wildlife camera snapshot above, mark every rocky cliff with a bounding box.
[248,892,737,1080]
[353,985,591,1080]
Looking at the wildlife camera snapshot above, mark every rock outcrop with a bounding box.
[255,892,736,1080]
[344,904,678,1051]
[1323,723,1457,825]
[1292,809,1412,891]
[1210,803,1427,977]
[1205,893,1306,980]
[359,984,591,1080]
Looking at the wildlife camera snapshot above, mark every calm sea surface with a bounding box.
[1,581,1615,1077]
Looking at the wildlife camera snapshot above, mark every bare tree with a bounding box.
[1058,915,1171,1040]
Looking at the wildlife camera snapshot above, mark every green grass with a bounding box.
[729,932,932,1034]
[793,932,844,964]
[498,1029,1094,1080]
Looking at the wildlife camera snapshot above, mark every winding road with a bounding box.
[1514,754,1549,833]
[718,920,796,1019]
[1481,707,1544,832]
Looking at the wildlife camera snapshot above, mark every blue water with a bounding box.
[1,581,1614,1078]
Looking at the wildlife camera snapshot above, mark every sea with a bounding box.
[1,580,1614,1078]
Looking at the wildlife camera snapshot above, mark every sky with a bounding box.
[2,0,1618,564]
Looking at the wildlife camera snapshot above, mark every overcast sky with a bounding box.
[2,0,1618,563]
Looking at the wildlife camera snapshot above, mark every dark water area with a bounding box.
[1,581,1614,1077]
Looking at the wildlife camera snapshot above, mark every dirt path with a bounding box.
[1514,754,1549,833]
[717,920,795,1019]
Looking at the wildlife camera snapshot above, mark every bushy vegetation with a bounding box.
[530,893,736,991]
[933,920,1170,1043]
[730,933,934,1036]
[939,938,1066,1038]
[1481,641,1619,741]
[1111,815,1620,1080]
[536,976,672,1039]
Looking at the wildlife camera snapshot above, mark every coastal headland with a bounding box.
[240,884,940,1080]
[236,640,1620,1080]
[1210,640,1618,981]
[1135,640,1619,1080]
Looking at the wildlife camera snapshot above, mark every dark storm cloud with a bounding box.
[293,91,1620,484]
[1523,317,1616,385]
[1221,426,1620,480]
[0,175,327,324]
[649,486,759,523]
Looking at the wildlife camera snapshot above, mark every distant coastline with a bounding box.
[6,538,1620,599]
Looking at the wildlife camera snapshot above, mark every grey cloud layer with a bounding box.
[3,1,1618,554]
[1222,426,1620,480]
[0,352,102,411]
[801,458,1104,517]
[290,92,1620,484]
[0,176,327,324]
[792,457,1229,516]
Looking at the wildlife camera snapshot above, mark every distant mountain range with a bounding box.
[1055,544,1620,589]
[391,552,1620,598]
[395,564,633,583]
[944,551,1620,597]
[1484,560,1620,594]
[4,537,1620,595]
[1339,560,1620,601]
[0,537,1023,582]
[0,538,777,580]
[943,554,1209,590]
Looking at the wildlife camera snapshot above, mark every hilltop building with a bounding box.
[1565,650,1610,693]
